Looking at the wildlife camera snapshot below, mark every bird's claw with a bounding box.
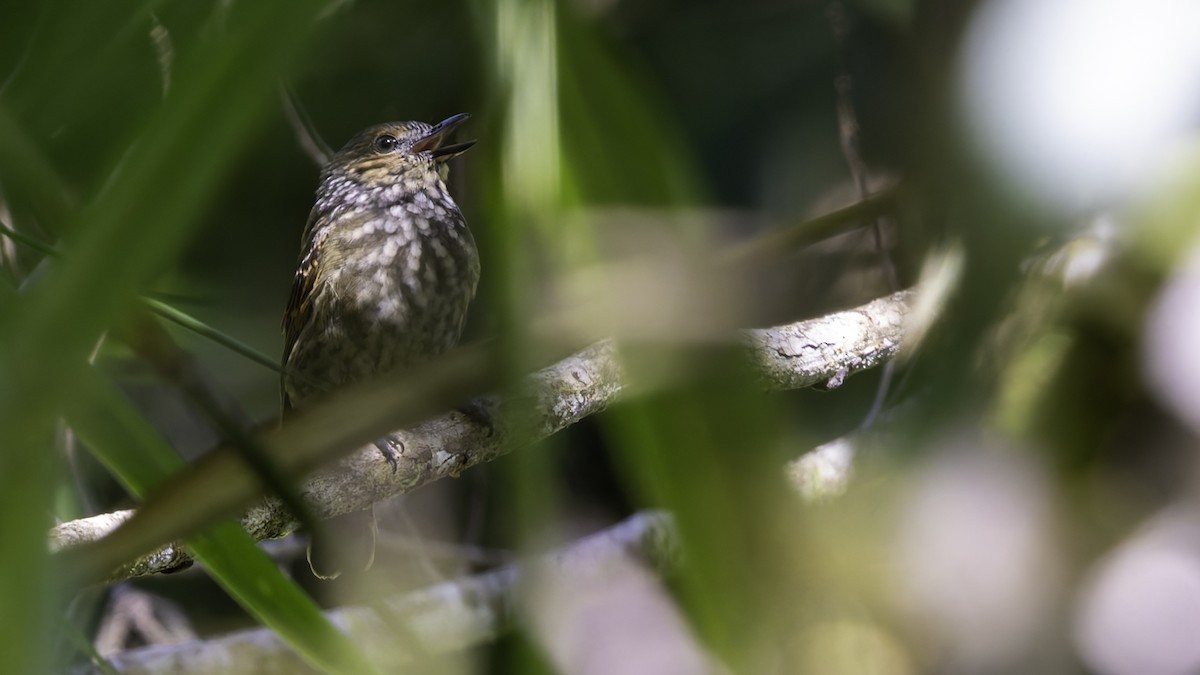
[374,435,403,473]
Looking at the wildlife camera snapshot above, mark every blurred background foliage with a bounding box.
[3,0,1200,673]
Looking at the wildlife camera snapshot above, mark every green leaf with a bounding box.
[0,5,325,669]
[66,367,381,675]
[556,9,701,207]
[143,297,284,375]
[0,283,55,675]
[0,221,283,376]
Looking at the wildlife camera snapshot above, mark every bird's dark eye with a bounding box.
[374,134,397,152]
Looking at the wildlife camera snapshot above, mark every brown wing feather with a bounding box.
[281,208,330,412]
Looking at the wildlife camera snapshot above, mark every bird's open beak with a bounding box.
[413,113,476,161]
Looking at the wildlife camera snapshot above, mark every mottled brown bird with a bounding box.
[282,113,479,579]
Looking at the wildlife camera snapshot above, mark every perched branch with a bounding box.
[52,290,914,582]
[119,312,321,542]
[79,512,677,675]
[742,290,909,390]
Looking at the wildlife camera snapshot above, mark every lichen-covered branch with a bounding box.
[51,290,913,580]
[743,290,911,390]
[79,511,677,675]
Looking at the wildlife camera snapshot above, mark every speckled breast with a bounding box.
[283,191,480,408]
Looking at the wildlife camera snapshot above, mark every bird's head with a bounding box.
[327,113,475,189]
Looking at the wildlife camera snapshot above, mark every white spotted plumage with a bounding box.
[282,120,480,410]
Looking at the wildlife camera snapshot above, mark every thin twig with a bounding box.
[826,0,900,293]
[827,1,901,432]
[279,83,333,167]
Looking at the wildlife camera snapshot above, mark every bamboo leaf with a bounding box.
[67,367,380,675]
[0,1,327,671]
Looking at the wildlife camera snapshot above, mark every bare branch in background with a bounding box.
[80,512,678,675]
[94,587,196,657]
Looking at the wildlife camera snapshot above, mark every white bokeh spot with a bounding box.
[960,0,1200,211]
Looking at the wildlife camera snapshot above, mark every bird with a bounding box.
[281,113,479,579]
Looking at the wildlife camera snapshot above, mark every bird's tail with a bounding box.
[307,509,378,580]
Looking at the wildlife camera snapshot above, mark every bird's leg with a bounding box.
[373,434,404,473]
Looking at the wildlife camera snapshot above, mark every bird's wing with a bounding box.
[281,208,379,410]
[281,207,337,410]
[283,228,319,357]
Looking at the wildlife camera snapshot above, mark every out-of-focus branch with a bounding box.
[94,586,196,657]
[51,290,914,582]
[76,512,677,675]
[718,185,899,268]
